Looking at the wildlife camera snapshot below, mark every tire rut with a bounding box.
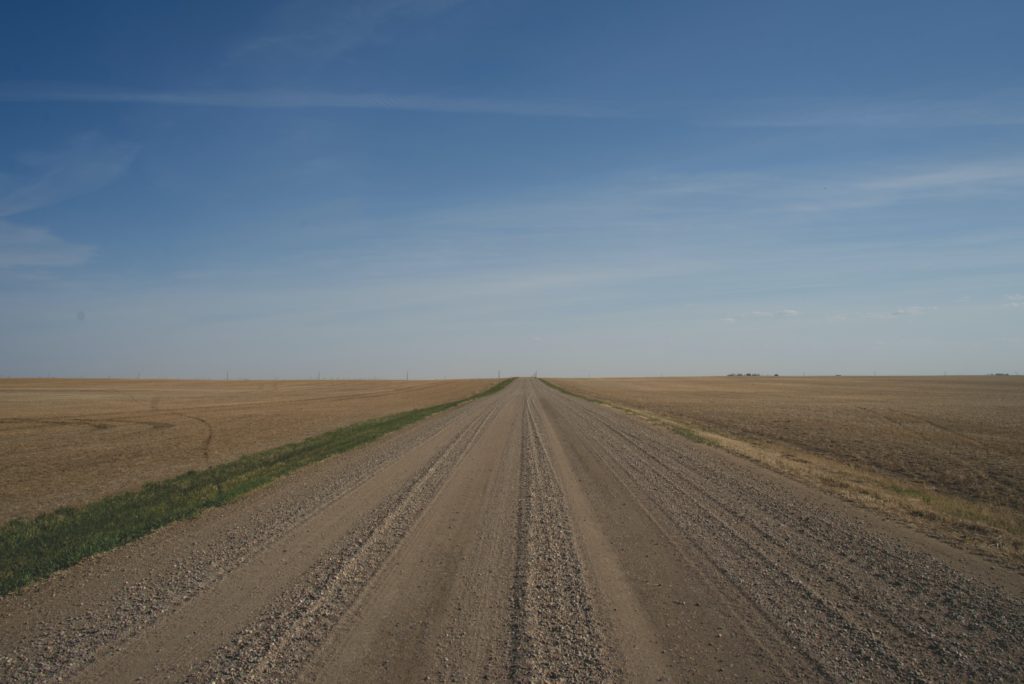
[0,395,492,684]
[542,384,1024,681]
[184,399,503,682]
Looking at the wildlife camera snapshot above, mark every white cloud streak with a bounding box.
[650,159,1024,216]
[0,221,93,268]
[0,133,137,217]
[0,86,611,118]
[728,95,1024,128]
[867,306,939,319]
[1003,294,1024,309]
[0,134,131,269]
[748,309,799,319]
[233,0,469,60]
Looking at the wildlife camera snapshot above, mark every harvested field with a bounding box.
[551,376,1024,564]
[0,378,493,522]
[2,379,1022,682]
[552,376,1024,508]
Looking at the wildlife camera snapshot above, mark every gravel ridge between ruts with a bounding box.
[508,394,614,681]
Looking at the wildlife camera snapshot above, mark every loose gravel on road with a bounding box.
[2,379,1022,682]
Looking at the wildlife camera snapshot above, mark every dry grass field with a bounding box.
[0,378,493,522]
[554,375,1024,564]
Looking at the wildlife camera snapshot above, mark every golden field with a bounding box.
[0,378,493,522]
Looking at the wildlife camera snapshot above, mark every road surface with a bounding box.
[2,378,1022,681]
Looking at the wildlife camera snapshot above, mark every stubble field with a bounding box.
[3,379,1022,682]
[0,378,493,522]
[553,375,1024,563]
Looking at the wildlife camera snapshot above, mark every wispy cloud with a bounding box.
[233,0,469,60]
[0,221,93,268]
[868,305,939,319]
[0,133,137,217]
[1003,294,1024,309]
[648,159,1024,216]
[0,85,610,118]
[728,94,1024,128]
[791,161,1024,212]
[0,134,129,269]
[749,309,799,319]
[857,162,1024,193]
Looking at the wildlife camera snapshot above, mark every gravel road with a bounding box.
[2,378,1022,682]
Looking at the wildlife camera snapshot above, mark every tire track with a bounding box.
[300,383,525,682]
[0,393,496,684]
[549,395,946,675]
[184,398,503,682]
[541,383,1024,681]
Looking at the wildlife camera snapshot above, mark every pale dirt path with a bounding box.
[2,379,1023,682]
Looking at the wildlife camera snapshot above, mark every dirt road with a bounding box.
[2,379,1022,681]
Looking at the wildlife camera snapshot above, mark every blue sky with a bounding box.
[1,0,1022,378]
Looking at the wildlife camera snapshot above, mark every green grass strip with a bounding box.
[0,378,514,595]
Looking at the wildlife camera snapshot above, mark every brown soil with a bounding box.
[1,379,1022,682]
[555,376,1024,510]
[0,378,493,522]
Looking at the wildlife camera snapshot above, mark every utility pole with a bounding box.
[405,370,409,381]
[498,370,501,379]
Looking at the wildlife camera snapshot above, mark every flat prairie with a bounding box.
[0,378,493,522]
[556,376,1024,507]
[554,376,1024,562]
[4,379,1023,682]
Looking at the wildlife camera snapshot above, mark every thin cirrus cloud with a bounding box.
[0,133,137,218]
[0,85,612,118]
[726,94,1024,128]
[857,162,1024,192]
[233,0,469,60]
[0,221,93,268]
[749,310,800,319]
[1003,295,1024,309]
[648,159,1024,216]
[0,134,131,269]
[866,306,939,320]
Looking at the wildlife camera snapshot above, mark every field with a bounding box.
[3,379,1021,682]
[0,378,493,522]
[553,376,1024,561]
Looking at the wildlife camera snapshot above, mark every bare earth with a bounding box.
[0,378,493,522]
[2,379,1022,682]
[553,376,1024,511]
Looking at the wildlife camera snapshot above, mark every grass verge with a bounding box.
[0,378,514,596]
[541,378,1024,570]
